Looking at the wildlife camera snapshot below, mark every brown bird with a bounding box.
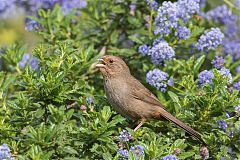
[96,55,202,141]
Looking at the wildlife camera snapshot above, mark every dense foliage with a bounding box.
[0,0,240,159]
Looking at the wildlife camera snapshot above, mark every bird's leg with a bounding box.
[133,118,146,132]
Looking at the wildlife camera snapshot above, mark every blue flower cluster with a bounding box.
[0,0,15,14]
[218,67,232,84]
[19,53,39,71]
[116,130,144,159]
[217,120,227,131]
[222,39,240,60]
[236,0,240,10]
[197,70,214,86]
[204,5,237,25]
[204,4,240,60]
[130,145,145,157]
[117,130,131,143]
[145,0,158,10]
[236,66,240,73]
[154,0,199,38]
[198,67,232,86]
[224,23,240,39]
[233,82,240,95]
[25,18,40,31]
[149,41,175,65]
[175,26,190,40]
[139,41,175,65]
[146,69,173,92]
[0,144,14,160]
[118,148,129,159]
[118,145,144,159]
[160,154,177,160]
[18,0,87,15]
[138,44,149,56]
[195,28,224,51]
[199,0,206,9]
[61,0,87,15]
[211,56,225,69]
[14,0,86,31]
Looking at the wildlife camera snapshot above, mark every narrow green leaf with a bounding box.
[193,55,205,74]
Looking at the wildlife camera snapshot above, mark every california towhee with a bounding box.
[96,55,202,141]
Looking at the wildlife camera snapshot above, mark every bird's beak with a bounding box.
[96,58,106,68]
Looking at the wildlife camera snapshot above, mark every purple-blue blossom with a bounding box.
[177,0,200,23]
[217,120,227,131]
[222,39,240,60]
[149,41,175,65]
[167,78,174,86]
[118,148,129,159]
[233,82,240,95]
[86,97,94,104]
[19,0,86,15]
[130,3,136,15]
[0,0,15,13]
[235,106,240,114]
[117,130,131,142]
[199,0,206,9]
[195,28,224,51]
[146,0,158,10]
[19,54,39,71]
[154,1,178,36]
[154,0,199,37]
[236,66,240,73]
[236,0,240,10]
[175,26,190,40]
[61,0,87,15]
[0,144,14,160]
[138,44,149,56]
[218,67,232,84]
[204,5,237,25]
[224,22,240,38]
[160,154,178,160]
[197,70,214,86]
[19,54,30,68]
[130,145,144,157]
[146,69,169,92]
[211,56,225,69]
[28,57,39,71]
[19,0,87,30]
[25,18,40,31]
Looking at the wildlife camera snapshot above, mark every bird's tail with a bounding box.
[158,107,203,142]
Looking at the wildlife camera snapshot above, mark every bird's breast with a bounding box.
[103,77,139,120]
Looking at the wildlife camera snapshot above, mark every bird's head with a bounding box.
[96,55,130,77]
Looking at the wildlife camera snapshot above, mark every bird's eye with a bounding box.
[109,59,114,63]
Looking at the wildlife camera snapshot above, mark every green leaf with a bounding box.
[168,91,181,108]
[63,146,78,155]
[193,55,205,74]
[128,35,143,44]
[178,152,195,159]
[235,120,240,131]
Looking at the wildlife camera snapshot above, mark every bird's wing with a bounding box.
[128,76,203,141]
[128,76,165,108]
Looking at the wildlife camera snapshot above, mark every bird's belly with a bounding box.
[104,80,140,120]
